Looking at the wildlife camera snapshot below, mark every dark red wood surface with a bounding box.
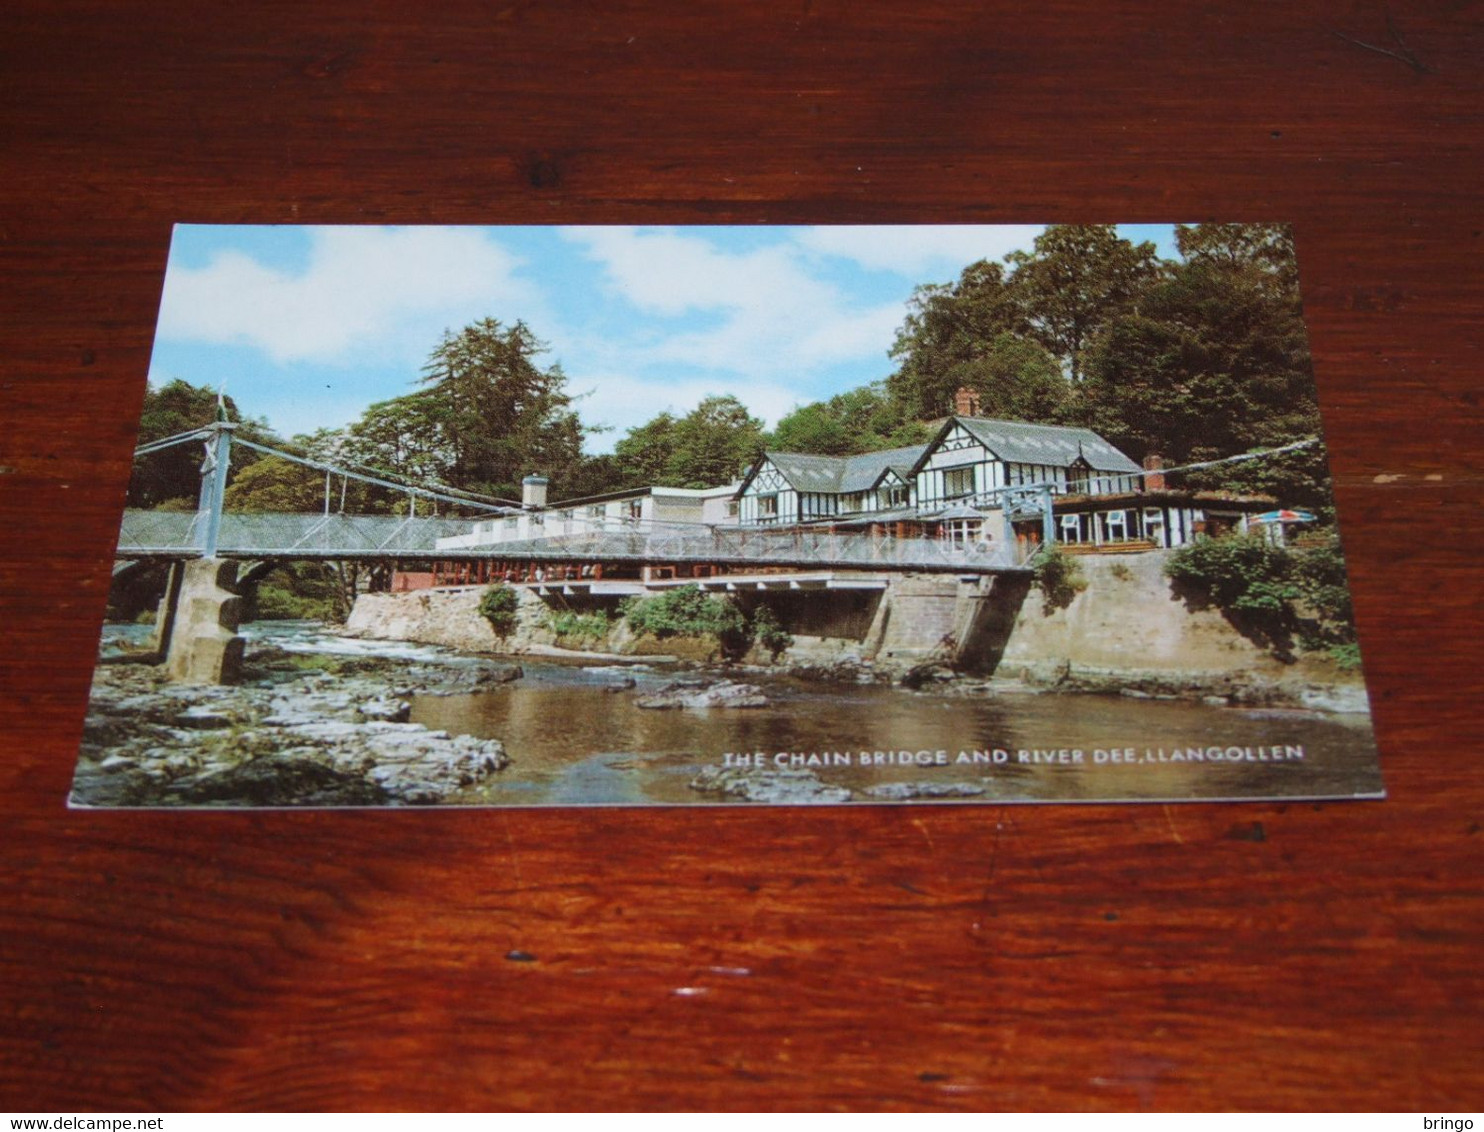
[2,0,1481,1111]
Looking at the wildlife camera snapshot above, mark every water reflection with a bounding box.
[410,663,1383,807]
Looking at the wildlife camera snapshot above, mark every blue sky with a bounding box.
[150,224,1182,454]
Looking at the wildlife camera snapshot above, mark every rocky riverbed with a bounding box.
[77,619,1381,808]
[71,644,518,807]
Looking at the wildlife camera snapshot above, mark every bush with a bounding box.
[250,581,338,621]
[478,585,520,637]
[1032,545,1087,612]
[547,608,612,646]
[621,585,750,658]
[750,604,794,659]
[1165,532,1358,662]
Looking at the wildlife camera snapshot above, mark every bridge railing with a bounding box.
[458,521,1023,572]
[116,510,478,557]
[115,511,1029,573]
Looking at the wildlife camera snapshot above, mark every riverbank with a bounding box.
[71,642,518,807]
[345,550,1372,713]
[76,621,1382,807]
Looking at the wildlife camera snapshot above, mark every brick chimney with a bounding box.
[953,386,982,417]
[1142,454,1166,492]
[522,474,549,510]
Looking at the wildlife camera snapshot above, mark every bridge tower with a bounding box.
[158,419,246,684]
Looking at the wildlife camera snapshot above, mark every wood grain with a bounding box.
[1,0,1480,1111]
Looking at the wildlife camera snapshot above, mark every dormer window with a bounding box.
[1068,458,1092,494]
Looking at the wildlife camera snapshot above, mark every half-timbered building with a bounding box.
[736,412,1279,552]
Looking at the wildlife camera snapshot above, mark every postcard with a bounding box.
[73,223,1383,808]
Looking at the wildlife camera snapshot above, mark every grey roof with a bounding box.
[756,417,1138,497]
[762,451,852,493]
[952,417,1141,474]
[839,444,932,493]
[762,443,931,495]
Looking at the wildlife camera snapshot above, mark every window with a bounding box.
[627,499,643,520]
[943,466,975,499]
[587,504,605,519]
[757,494,779,522]
[1103,510,1128,541]
[886,485,909,507]
[1060,513,1084,543]
[943,518,983,546]
[1068,461,1090,494]
[725,500,739,517]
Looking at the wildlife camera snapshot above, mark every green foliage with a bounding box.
[339,319,594,504]
[1005,224,1162,385]
[478,585,520,637]
[1327,642,1363,671]
[250,582,339,622]
[611,412,681,488]
[547,608,613,646]
[621,585,749,657]
[222,455,326,513]
[1031,545,1087,613]
[888,258,1026,418]
[1165,532,1358,661]
[612,395,765,490]
[1165,534,1296,619]
[771,383,932,456]
[749,604,794,659]
[129,379,275,508]
[244,563,346,623]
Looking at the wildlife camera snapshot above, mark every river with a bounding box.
[98,621,1385,807]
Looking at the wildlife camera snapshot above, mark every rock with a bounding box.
[900,663,953,690]
[1296,683,1371,714]
[176,706,235,729]
[358,697,411,723]
[71,657,515,807]
[636,681,769,710]
[178,752,388,807]
[864,781,986,800]
[689,765,852,804]
[408,661,523,695]
[98,753,138,771]
[787,659,885,685]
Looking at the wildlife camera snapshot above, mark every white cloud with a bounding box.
[794,224,1045,276]
[561,226,908,380]
[156,227,535,365]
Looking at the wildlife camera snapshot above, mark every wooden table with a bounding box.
[2,1,1480,1111]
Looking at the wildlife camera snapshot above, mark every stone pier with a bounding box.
[164,558,245,685]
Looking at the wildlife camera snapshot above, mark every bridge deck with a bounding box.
[115,510,1031,575]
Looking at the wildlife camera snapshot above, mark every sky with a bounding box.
[149,223,1182,454]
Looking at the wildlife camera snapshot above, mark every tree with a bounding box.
[341,392,456,512]
[610,396,765,489]
[770,383,931,455]
[887,258,1025,417]
[611,412,681,488]
[1005,225,1162,384]
[663,396,765,488]
[418,318,591,499]
[127,379,273,508]
[1078,222,1328,510]
[221,455,326,513]
[940,333,1071,423]
[1175,222,1299,292]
